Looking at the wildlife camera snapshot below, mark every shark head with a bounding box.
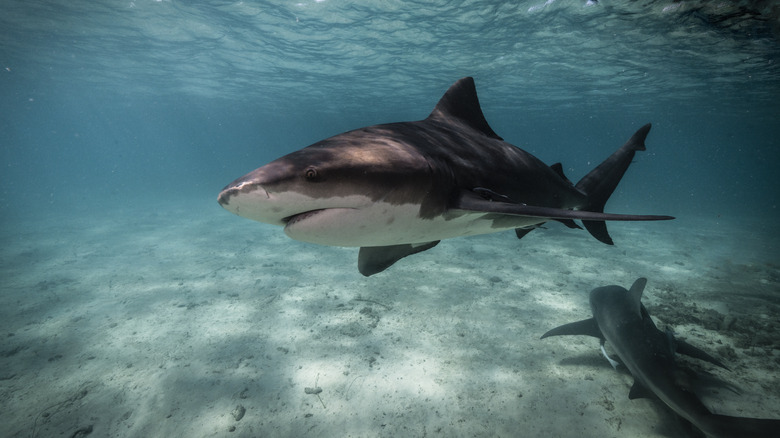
[217,126,437,246]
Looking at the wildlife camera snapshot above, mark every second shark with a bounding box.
[541,278,780,438]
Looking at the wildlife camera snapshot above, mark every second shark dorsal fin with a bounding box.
[628,277,648,317]
[540,318,603,340]
[427,77,503,140]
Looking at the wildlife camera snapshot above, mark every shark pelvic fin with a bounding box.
[601,343,620,370]
[628,380,655,400]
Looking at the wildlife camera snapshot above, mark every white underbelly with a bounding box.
[283,202,545,247]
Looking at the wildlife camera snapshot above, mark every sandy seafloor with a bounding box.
[1,198,778,438]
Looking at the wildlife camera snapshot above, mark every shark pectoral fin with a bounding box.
[358,241,440,276]
[540,318,602,340]
[455,190,674,222]
[628,381,654,400]
[675,339,731,371]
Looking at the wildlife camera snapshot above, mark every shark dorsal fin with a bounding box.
[628,277,648,316]
[428,77,503,140]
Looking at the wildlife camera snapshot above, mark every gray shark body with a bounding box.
[218,77,673,275]
[541,278,780,438]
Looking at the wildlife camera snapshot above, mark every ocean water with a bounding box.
[1,1,779,437]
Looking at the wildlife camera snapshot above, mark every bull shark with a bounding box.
[218,77,673,276]
[541,278,780,438]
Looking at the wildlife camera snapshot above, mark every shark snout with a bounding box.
[217,181,270,208]
[217,187,234,206]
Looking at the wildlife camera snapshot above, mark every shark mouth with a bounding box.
[283,209,326,227]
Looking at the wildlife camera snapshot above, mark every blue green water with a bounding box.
[2,0,779,224]
[1,1,779,437]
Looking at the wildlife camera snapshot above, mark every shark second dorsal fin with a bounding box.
[549,163,574,185]
[427,77,503,140]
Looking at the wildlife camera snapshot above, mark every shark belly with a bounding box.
[283,201,544,247]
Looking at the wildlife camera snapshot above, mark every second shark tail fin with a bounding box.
[575,123,652,245]
[703,414,780,438]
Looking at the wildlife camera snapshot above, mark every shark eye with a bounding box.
[304,167,319,181]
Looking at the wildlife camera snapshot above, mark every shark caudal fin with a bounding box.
[575,123,652,245]
[703,414,780,438]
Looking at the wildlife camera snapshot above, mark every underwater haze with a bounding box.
[1,1,779,437]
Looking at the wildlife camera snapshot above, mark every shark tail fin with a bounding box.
[574,123,651,245]
[704,414,780,438]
